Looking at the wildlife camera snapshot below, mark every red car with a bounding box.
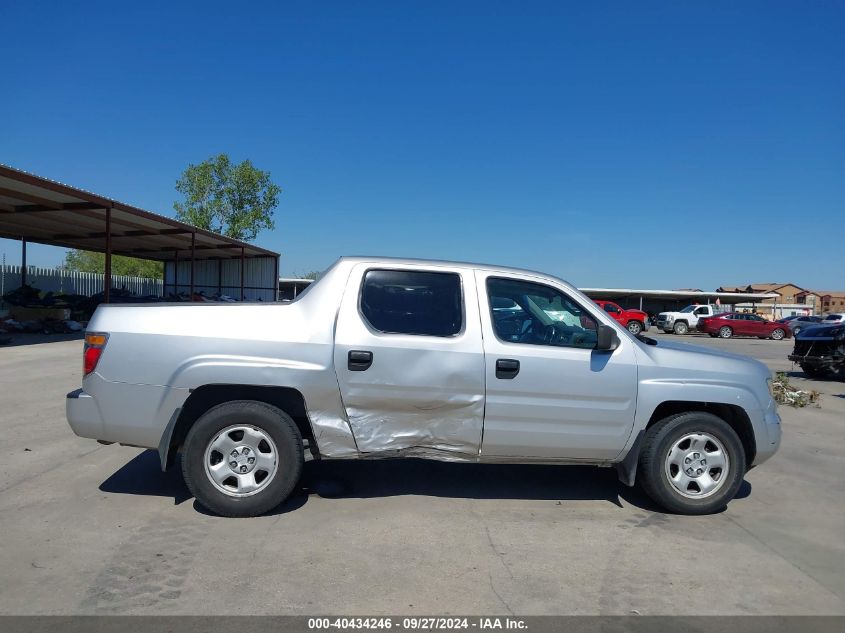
[697,312,791,340]
[594,300,648,335]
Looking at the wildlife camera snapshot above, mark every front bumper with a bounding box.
[753,399,782,466]
[66,388,104,440]
[655,319,672,332]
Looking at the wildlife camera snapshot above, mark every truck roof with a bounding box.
[336,255,568,282]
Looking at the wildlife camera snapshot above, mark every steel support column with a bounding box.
[240,247,245,301]
[190,232,196,297]
[217,259,222,294]
[20,238,27,287]
[274,255,280,301]
[173,249,179,298]
[104,207,112,303]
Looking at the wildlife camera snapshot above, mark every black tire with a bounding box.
[182,400,304,517]
[637,412,746,515]
[627,321,643,335]
[770,328,786,341]
[673,321,689,335]
[800,363,829,379]
[718,326,733,339]
[708,333,718,338]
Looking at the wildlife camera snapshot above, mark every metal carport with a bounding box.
[0,165,279,302]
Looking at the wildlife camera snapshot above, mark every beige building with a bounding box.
[716,283,805,304]
[799,290,845,315]
[717,284,845,317]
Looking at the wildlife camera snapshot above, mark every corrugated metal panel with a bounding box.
[164,257,277,301]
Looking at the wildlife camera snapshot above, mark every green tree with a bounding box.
[174,153,281,241]
[63,250,163,278]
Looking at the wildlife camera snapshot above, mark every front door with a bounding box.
[477,271,639,461]
[333,263,485,458]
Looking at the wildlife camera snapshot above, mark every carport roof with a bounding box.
[0,164,279,261]
[579,287,780,303]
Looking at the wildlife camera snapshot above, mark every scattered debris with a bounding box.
[772,372,821,408]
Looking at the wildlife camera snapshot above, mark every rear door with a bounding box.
[333,263,485,458]
[477,271,639,460]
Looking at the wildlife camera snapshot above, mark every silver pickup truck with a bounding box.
[67,257,781,517]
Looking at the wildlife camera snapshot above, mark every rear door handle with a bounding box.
[348,350,373,371]
[495,358,520,379]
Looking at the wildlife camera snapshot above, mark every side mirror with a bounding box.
[596,324,620,351]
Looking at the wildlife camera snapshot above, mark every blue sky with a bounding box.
[2,1,843,290]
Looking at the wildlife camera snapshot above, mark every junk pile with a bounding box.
[163,291,240,302]
[2,284,97,337]
[771,372,821,408]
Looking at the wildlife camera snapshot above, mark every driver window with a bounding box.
[695,307,709,315]
[487,277,598,349]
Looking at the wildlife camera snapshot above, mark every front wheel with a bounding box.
[182,400,304,517]
[673,321,689,335]
[718,326,733,339]
[627,321,643,335]
[637,412,746,514]
[771,328,785,340]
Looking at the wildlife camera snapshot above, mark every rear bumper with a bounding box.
[66,388,104,440]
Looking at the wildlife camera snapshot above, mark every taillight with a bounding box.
[83,332,109,376]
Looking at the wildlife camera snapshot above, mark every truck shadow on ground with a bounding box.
[99,450,751,516]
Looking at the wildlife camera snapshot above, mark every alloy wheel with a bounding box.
[203,425,279,497]
[664,432,730,499]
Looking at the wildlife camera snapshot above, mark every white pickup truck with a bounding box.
[655,304,725,334]
[67,257,781,517]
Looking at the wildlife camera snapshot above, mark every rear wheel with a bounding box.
[673,321,689,335]
[718,326,733,339]
[182,400,304,517]
[627,321,643,335]
[637,412,745,514]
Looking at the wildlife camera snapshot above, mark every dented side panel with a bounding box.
[333,263,486,457]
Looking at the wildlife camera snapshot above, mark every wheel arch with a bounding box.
[646,401,755,465]
[160,384,318,471]
[618,399,756,486]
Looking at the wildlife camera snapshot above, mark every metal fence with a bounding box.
[0,265,163,298]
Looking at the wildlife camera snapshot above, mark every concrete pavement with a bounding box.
[0,332,843,615]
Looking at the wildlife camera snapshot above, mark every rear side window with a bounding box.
[360,269,463,336]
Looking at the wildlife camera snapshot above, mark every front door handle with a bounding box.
[495,358,520,379]
[348,350,373,371]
